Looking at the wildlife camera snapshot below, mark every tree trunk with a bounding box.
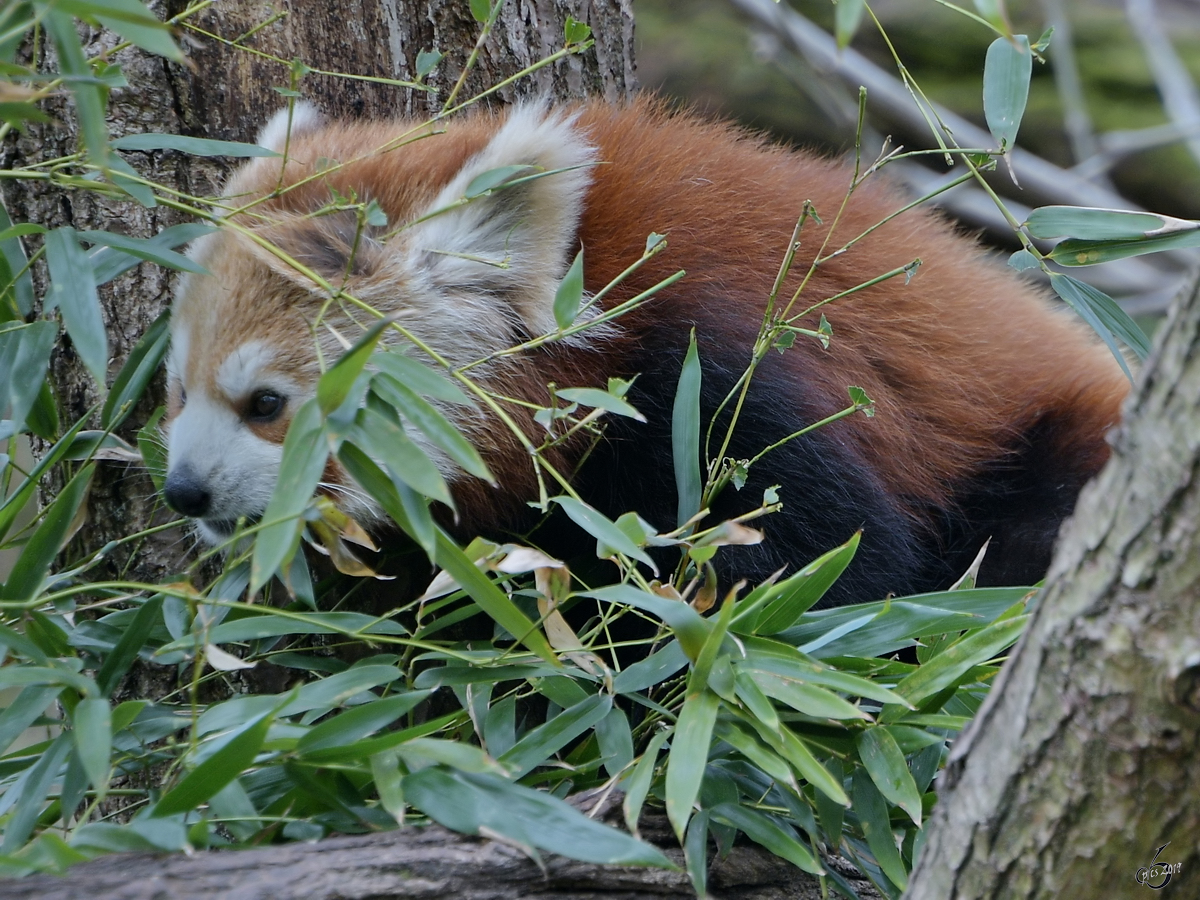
[905,272,1200,897]
[0,812,881,900]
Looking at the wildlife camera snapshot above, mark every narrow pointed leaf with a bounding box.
[553,249,585,329]
[893,614,1027,705]
[317,318,391,415]
[153,713,273,817]
[112,134,280,156]
[72,698,113,798]
[983,35,1032,152]
[665,687,719,840]
[852,767,908,891]
[857,727,922,826]
[405,767,673,867]
[672,331,702,529]
[45,227,107,383]
[710,803,824,875]
[1,464,94,603]
[498,692,611,778]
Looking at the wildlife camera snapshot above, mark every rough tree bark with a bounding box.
[0,812,881,900]
[905,271,1200,898]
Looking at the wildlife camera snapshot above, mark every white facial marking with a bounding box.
[217,341,278,400]
[167,324,190,386]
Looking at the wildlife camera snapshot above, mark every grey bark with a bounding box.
[904,270,1200,898]
[0,814,879,900]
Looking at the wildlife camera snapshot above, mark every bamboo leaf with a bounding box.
[852,767,908,891]
[893,615,1027,705]
[405,767,673,867]
[1,463,94,603]
[101,308,170,430]
[856,727,922,826]
[72,698,113,799]
[665,687,719,840]
[672,331,702,529]
[111,134,279,156]
[44,227,108,383]
[153,712,273,817]
[497,693,611,778]
[710,802,824,875]
[983,35,1032,152]
[553,249,585,329]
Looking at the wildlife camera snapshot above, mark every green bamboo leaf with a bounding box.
[623,728,670,837]
[738,710,849,807]
[80,230,207,276]
[44,227,108,383]
[779,587,1032,659]
[748,670,871,721]
[56,0,182,61]
[0,201,34,317]
[714,721,797,791]
[296,691,432,754]
[1051,230,1200,267]
[91,223,215,286]
[612,639,687,694]
[351,407,452,506]
[45,10,109,165]
[585,585,710,661]
[852,767,908,891]
[553,496,654,567]
[318,318,391,415]
[1,463,94,603]
[1,733,71,852]
[834,0,866,48]
[397,737,505,774]
[498,693,611,778]
[111,134,280,156]
[746,532,860,634]
[96,595,163,696]
[710,802,824,875]
[0,320,55,435]
[856,727,922,826]
[371,751,406,823]
[0,686,61,756]
[153,712,273,817]
[106,154,157,207]
[983,35,1032,152]
[250,398,328,594]
[814,755,845,848]
[732,669,780,733]
[72,698,112,799]
[595,706,635,777]
[665,687,719,840]
[672,331,702,529]
[683,809,710,897]
[464,164,536,197]
[101,308,170,430]
[1025,205,1189,240]
[406,767,673,867]
[556,387,645,422]
[337,445,556,662]
[1049,273,1150,365]
[371,374,493,481]
[741,636,910,707]
[553,249,585,329]
[893,615,1027,705]
[370,351,472,405]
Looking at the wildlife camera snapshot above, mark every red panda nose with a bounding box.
[164,466,212,518]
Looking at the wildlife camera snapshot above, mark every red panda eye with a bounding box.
[179,387,187,406]
[248,390,285,421]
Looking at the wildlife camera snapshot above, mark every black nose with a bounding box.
[164,467,212,518]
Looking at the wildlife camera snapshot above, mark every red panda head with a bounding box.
[162,103,597,542]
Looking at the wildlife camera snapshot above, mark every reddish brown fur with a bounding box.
[180,98,1128,593]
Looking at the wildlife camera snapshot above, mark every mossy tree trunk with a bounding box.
[905,272,1200,898]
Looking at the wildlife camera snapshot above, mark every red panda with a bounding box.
[163,99,1129,606]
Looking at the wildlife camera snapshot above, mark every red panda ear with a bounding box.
[403,105,596,336]
[248,210,387,290]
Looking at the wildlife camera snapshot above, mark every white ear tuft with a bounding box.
[405,104,596,337]
[257,102,326,152]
